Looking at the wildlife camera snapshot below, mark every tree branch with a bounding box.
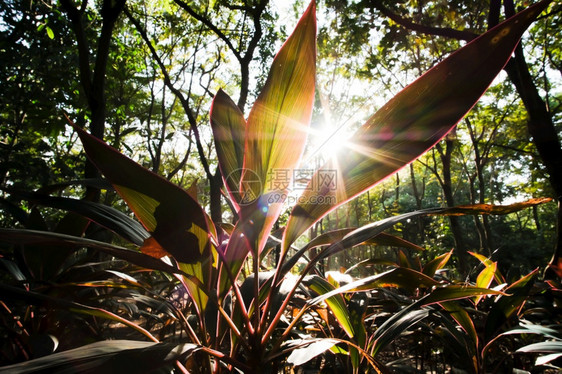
[124,7,213,179]
[370,0,478,42]
[173,0,242,61]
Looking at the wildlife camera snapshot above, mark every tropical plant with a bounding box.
[0,0,555,373]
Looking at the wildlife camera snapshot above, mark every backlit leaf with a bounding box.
[305,275,355,339]
[71,121,211,265]
[283,1,552,251]
[286,338,339,366]
[440,301,478,346]
[423,250,453,277]
[310,199,551,264]
[210,90,246,207]
[242,0,316,200]
[217,1,316,294]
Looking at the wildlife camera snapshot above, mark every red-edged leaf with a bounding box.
[303,228,424,252]
[71,122,211,265]
[282,0,551,251]
[469,251,506,284]
[210,90,246,208]
[242,0,316,200]
[475,261,497,305]
[307,268,439,301]
[423,249,453,277]
[217,1,316,294]
[427,198,552,216]
[473,254,499,305]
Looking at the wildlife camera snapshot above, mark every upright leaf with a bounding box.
[71,122,211,264]
[210,89,246,208]
[242,0,316,201]
[71,122,213,314]
[217,0,316,294]
[423,250,453,277]
[283,0,552,251]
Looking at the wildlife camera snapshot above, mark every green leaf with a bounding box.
[0,228,192,278]
[308,268,438,300]
[304,275,356,339]
[426,198,553,216]
[423,250,453,277]
[439,301,478,346]
[70,121,211,265]
[469,251,505,284]
[372,285,505,355]
[372,308,429,355]
[484,268,538,341]
[0,283,158,343]
[308,199,551,265]
[282,229,422,276]
[4,189,149,246]
[474,259,497,304]
[282,1,552,251]
[420,285,505,305]
[46,26,54,39]
[210,89,246,207]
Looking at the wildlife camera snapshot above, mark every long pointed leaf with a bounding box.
[0,340,197,374]
[372,285,505,355]
[4,189,149,246]
[210,89,246,208]
[285,338,339,366]
[423,250,453,277]
[304,275,356,339]
[315,199,551,264]
[217,1,316,294]
[242,0,316,200]
[0,283,158,342]
[283,1,552,251]
[71,121,211,265]
[0,228,192,278]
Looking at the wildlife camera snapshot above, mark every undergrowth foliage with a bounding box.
[1,1,561,373]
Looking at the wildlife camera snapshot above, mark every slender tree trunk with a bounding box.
[60,0,126,201]
[436,139,468,274]
[409,163,426,243]
[465,118,494,254]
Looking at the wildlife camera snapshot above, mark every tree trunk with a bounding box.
[60,0,126,201]
[436,139,468,274]
[504,42,562,279]
[409,163,426,243]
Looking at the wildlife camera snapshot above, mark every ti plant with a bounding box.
[0,0,555,373]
